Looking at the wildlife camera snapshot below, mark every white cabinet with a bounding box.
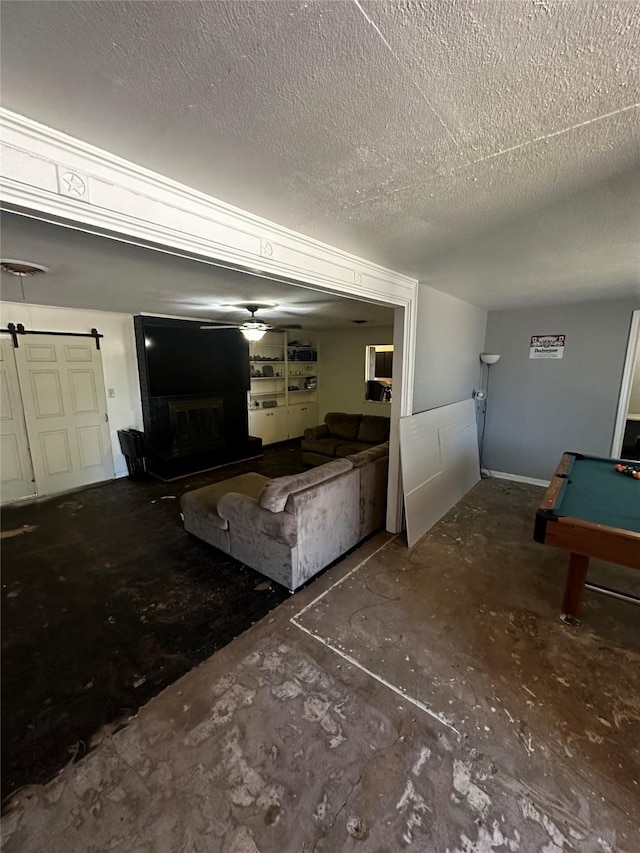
[249,407,288,446]
[287,403,319,439]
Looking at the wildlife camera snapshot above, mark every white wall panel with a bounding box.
[400,399,480,548]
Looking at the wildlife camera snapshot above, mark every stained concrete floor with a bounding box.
[2,479,639,852]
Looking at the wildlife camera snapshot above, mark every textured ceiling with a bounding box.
[0,213,394,328]
[1,0,639,308]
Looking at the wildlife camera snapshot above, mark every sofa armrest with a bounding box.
[217,492,297,547]
[303,424,329,440]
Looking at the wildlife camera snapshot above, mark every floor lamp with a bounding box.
[474,353,501,477]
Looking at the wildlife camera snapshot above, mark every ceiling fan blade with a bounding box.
[200,324,239,330]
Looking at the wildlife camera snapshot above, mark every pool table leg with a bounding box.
[560,552,590,626]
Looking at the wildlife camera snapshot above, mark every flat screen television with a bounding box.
[142,322,250,398]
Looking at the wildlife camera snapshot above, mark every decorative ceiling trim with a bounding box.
[0,109,416,291]
[0,107,419,532]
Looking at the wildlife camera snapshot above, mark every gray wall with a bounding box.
[483,298,640,481]
[412,285,487,413]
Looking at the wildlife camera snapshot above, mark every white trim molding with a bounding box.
[0,108,419,531]
[0,109,416,304]
[490,471,550,488]
[611,309,640,458]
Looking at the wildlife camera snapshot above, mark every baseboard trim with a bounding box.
[490,470,550,488]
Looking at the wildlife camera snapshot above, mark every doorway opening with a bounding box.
[365,343,393,402]
[611,310,640,460]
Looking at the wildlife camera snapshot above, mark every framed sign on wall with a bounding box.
[530,334,565,359]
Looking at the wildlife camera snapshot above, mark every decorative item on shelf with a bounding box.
[287,342,317,362]
[261,364,274,377]
[304,376,317,390]
[262,400,278,408]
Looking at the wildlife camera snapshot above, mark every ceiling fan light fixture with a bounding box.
[241,325,268,342]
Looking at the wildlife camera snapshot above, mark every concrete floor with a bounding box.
[1,442,303,799]
[2,479,639,852]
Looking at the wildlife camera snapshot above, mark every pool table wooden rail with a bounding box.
[535,452,640,624]
[536,514,640,570]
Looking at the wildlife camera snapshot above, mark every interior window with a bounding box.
[365,345,393,402]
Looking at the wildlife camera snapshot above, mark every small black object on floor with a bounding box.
[1,441,304,802]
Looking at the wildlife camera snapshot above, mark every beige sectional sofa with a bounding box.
[180,441,389,592]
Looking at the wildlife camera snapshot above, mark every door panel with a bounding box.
[15,335,114,496]
[0,339,35,503]
[399,399,480,548]
[77,425,105,468]
[69,371,99,413]
[1,435,23,481]
[24,343,56,362]
[40,430,73,475]
[64,343,93,362]
[30,370,65,417]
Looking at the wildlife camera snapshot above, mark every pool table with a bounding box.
[534,452,640,625]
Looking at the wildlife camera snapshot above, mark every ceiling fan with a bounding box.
[201,304,300,342]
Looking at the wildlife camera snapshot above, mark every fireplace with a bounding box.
[134,316,262,480]
[169,397,224,457]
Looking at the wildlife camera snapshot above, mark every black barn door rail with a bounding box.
[0,323,103,349]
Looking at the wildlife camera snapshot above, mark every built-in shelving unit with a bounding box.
[248,332,319,445]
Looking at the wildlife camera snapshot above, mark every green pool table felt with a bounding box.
[554,453,640,534]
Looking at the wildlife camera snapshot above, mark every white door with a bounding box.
[399,399,480,548]
[14,335,114,496]
[0,338,36,503]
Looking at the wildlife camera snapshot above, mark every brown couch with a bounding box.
[301,411,390,467]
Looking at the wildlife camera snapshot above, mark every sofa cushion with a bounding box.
[344,442,390,467]
[180,473,270,529]
[301,450,334,468]
[300,437,343,457]
[357,415,390,444]
[218,493,298,547]
[303,424,329,441]
[259,458,353,513]
[325,412,362,441]
[335,441,374,457]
